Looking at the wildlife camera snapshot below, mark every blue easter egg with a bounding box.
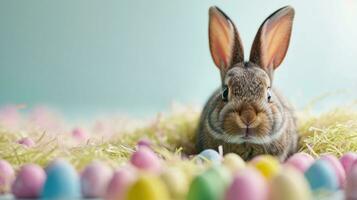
[198,149,222,165]
[41,159,81,199]
[304,159,338,191]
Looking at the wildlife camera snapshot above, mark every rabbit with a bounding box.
[196,6,298,161]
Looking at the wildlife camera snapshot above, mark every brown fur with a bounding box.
[197,6,298,161]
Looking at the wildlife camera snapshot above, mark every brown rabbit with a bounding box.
[196,6,298,161]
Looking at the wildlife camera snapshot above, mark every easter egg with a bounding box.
[137,139,152,148]
[41,159,81,199]
[225,168,267,200]
[17,137,35,148]
[269,167,312,200]
[340,152,357,175]
[160,166,189,199]
[130,146,161,173]
[0,160,15,193]
[187,166,229,200]
[249,155,280,179]
[198,149,222,165]
[285,152,314,173]
[106,167,137,200]
[345,162,357,200]
[11,164,46,198]
[222,153,245,173]
[72,128,88,141]
[304,159,338,191]
[320,154,346,188]
[126,174,170,200]
[80,161,112,198]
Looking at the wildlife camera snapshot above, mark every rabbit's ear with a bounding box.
[249,6,294,74]
[209,6,244,74]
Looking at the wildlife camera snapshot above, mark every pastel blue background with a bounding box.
[0,0,356,119]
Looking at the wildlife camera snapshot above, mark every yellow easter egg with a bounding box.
[126,174,170,200]
[269,167,312,200]
[160,167,189,199]
[250,155,280,179]
[222,153,246,173]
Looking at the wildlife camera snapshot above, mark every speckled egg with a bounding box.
[106,166,137,200]
[225,168,267,200]
[187,166,230,200]
[269,166,312,200]
[126,174,170,200]
[222,153,245,174]
[41,159,81,199]
[285,152,314,173]
[0,160,15,194]
[320,154,346,188]
[304,159,338,191]
[160,166,189,199]
[11,164,46,198]
[340,152,357,175]
[198,149,222,165]
[249,155,280,179]
[130,146,161,173]
[80,161,112,198]
[345,161,357,200]
[17,137,35,148]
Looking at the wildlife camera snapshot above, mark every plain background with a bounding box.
[0,0,356,119]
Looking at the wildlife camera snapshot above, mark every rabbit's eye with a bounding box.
[221,85,229,102]
[267,87,272,102]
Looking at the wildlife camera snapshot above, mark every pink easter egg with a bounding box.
[11,164,46,198]
[345,162,357,200]
[285,153,314,173]
[0,160,15,194]
[137,139,152,148]
[81,161,113,198]
[225,168,268,200]
[320,154,346,188]
[130,146,161,173]
[106,167,137,200]
[72,128,88,142]
[17,137,35,148]
[340,152,357,175]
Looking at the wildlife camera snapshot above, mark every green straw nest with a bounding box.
[0,103,356,170]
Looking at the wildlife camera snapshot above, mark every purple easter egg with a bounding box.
[17,137,35,148]
[0,160,15,194]
[130,146,161,173]
[225,168,268,200]
[345,161,357,200]
[321,154,346,188]
[340,152,357,175]
[81,161,113,198]
[106,167,137,200]
[11,164,46,198]
[285,153,314,173]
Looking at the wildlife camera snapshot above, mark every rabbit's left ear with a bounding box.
[250,6,294,74]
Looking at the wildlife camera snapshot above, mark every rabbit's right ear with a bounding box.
[209,6,244,76]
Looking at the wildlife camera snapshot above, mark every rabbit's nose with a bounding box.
[239,106,257,126]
